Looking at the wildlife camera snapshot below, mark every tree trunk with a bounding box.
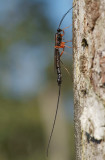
[73,0,105,159]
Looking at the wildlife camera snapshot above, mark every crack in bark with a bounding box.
[86,132,102,144]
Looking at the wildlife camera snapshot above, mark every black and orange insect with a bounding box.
[47,5,75,157]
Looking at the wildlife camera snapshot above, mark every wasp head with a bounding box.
[57,28,62,33]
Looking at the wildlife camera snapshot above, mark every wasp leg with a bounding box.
[61,25,72,37]
[65,45,72,48]
[62,24,72,31]
[64,40,72,43]
[60,48,64,57]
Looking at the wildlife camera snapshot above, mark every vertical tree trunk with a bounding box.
[73,0,105,159]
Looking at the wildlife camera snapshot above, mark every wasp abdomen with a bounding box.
[56,50,62,86]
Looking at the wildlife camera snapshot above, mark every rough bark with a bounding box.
[73,0,105,159]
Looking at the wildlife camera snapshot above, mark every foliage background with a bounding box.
[0,0,75,160]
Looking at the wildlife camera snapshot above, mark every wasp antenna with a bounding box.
[58,4,76,29]
[46,85,61,157]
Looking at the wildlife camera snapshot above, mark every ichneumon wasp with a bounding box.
[47,4,75,157]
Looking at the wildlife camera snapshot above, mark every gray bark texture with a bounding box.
[73,0,105,160]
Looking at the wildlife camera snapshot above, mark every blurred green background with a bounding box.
[0,0,75,160]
